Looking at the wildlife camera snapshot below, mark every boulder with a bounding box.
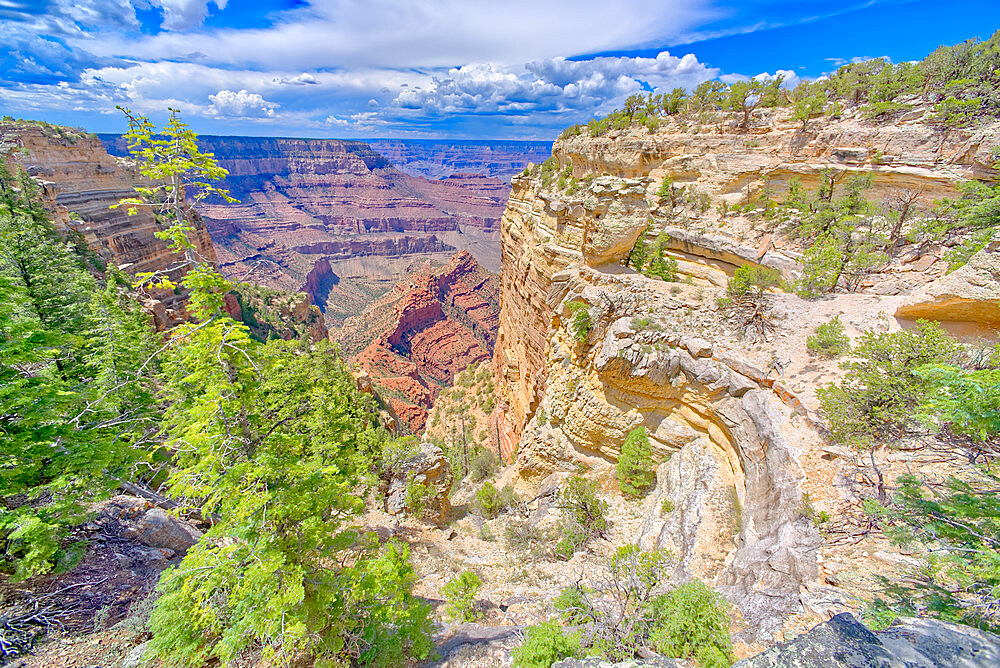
[385,442,453,523]
[733,613,1000,667]
[124,508,202,554]
[895,244,1000,327]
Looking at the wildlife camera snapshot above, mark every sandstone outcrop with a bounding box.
[895,242,1000,328]
[385,442,454,523]
[102,135,513,324]
[491,105,1000,643]
[335,252,500,433]
[1,121,217,329]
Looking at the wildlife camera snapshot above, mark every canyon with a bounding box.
[336,251,500,433]
[100,135,543,326]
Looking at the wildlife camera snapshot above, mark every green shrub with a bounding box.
[646,581,735,667]
[818,320,959,452]
[555,477,610,558]
[617,426,657,499]
[405,478,434,520]
[626,224,651,271]
[645,233,678,281]
[512,621,583,668]
[503,520,549,560]
[565,301,592,343]
[469,447,497,482]
[806,316,851,357]
[727,264,781,298]
[442,570,482,623]
[475,481,517,519]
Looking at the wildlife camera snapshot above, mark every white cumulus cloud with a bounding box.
[208,89,276,118]
[393,51,719,116]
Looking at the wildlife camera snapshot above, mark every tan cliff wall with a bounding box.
[491,104,1000,642]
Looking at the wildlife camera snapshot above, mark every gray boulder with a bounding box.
[385,442,453,523]
[125,508,202,554]
[734,613,1000,667]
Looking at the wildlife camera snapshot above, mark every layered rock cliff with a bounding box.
[1,121,216,328]
[101,135,511,324]
[491,104,1000,642]
[367,139,552,180]
[335,251,500,433]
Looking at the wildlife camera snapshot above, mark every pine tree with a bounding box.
[0,166,158,580]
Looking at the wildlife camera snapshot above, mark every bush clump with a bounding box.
[442,570,482,623]
[806,316,851,357]
[646,581,735,667]
[475,481,518,519]
[565,301,592,343]
[512,622,583,668]
[554,476,610,559]
[616,426,657,499]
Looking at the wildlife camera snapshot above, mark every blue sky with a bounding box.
[1,0,997,139]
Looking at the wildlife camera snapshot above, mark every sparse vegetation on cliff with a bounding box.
[571,31,1000,139]
[617,426,657,499]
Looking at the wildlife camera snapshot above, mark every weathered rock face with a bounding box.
[734,613,1000,667]
[491,106,1000,642]
[335,251,500,433]
[1,122,217,329]
[896,242,1000,328]
[101,135,512,325]
[385,442,453,523]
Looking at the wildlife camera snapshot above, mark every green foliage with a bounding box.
[531,546,732,666]
[626,224,651,272]
[867,470,1000,630]
[646,581,735,667]
[914,365,1000,443]
[565,300,592,343]
[554,477,610,559]
[645,233,678,281]
[790,172,887,297]
[617,427,657,499]
[792,90,827,130]
[475,481,518,519]
[929,175,1000,271]
[406,478,434,520]
[818,320,959,452]
[806,316,851,357]
[0,166,158,579]
[727,264,781,298]
[442,570,482,623]
[512,622,583,668]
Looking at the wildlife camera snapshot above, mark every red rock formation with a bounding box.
[344,252,500,433]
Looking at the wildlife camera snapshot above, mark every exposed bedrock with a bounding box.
[339,252,500,433]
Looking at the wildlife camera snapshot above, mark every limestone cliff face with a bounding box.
[1,122,216,328]
[336,251,500,433]
[492,105,999,641]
